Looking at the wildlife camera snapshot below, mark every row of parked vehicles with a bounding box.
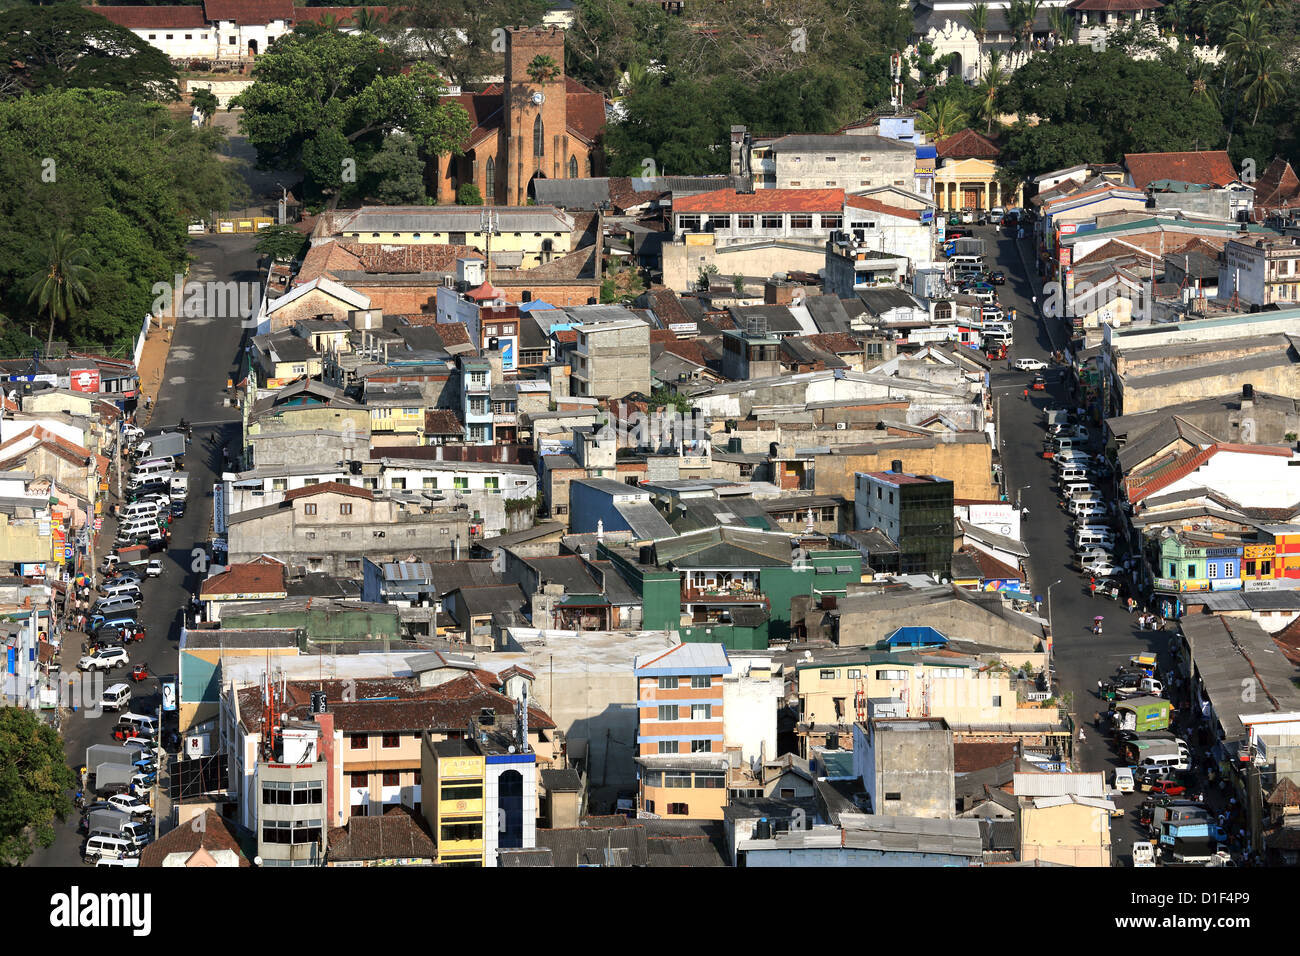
[1043,407,1127,580]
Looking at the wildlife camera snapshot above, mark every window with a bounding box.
[790,215,813,229]
[876,669,907,680]
[229,35,236,44]
[454,477,469,490]
[1208,564,1218,579]
[340,502,353,516]
[382,771,400,787]
[1169,563,1177,577]
[658,677,676,690]
[992,695,1002,707]
[819,669,837,680]
[664,772,692,788]
[272,479,287,492]
[533,115,544,157]
[691,703,711,720]
[349,734,367,750]
[391,477,407,491]
[761,215,782,229]
[690,675,710,689]
[441,783,483,801]
[679,215,701,231]
[304,503,317,516]
[822,215,842,230]
[382,732,400,749]
[568,155,578,178]
[1263,560,1273,575]
[691,739,711,754]
[737,214,755,229]
[1225,562,1235,577]
[847,669,861,679]
[1188,564,1196,577]
[658,740,677,755]
[825,181,837,187]
[441,822,484,842]
[792,157,802,163]
[667,803,689,815]
[885,792,902,802]
[350,772,368,789]
[485,157,495,200]
[657,705,678,721]
[165,34,174,40]
[706,215,729,231]
[929,668,964,678]
[1247,561,1256,576]
[697,772,725,789]
[262,819,322,844]
[424,477,438,490]
[485,477,499,493]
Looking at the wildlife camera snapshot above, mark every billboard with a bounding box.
[69,368,101,393]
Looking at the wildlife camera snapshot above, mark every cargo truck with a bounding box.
[85,809,152,848]
[1113,696,1171,734]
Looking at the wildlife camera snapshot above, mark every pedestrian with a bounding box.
[1023,388,1029,400]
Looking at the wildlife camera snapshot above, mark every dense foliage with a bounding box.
[0,708,76,865]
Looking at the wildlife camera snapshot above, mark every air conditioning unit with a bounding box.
[835,422,847,430]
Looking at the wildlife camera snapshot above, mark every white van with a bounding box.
[1064,482,1100,501]
[1076,529,1115,550]
[99,581,143,601]
[93,594,140,616]
[170,473,189,500]
[116,518,158,540]
[114,713,158,738]
[1054,436,1082,452]
[83,834,136,863]
[135,456,177,471]
[120,500,160,522]
[950,254,985,272]
[1070,499,1109,518]
[100,683,132,712]
[1114,767,1135,793]
[1139,752,1191,773]
[129,461,173,484]
[1059,467,1090,483]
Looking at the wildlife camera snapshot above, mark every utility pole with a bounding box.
[480,207,499,288]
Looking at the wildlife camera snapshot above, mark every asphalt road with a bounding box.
[978,221,1177,862]
[27,229,261,868]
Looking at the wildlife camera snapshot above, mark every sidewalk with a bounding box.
[136,311,178,428]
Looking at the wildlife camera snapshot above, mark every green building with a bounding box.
[220,598,401,647]
[601,526,862,649]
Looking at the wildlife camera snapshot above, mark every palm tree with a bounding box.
[1046,6,1073,46]
[1007,0,1041,65]
[1188,59,1220,113]
[1222,11,1273,81]
[1238,44,1285,125]
[317,13,340,31]
[976,58,1007,135]
[965,2,989,79]
[917,96,970,139]
[26,230,92,354]
[353,8,382,33]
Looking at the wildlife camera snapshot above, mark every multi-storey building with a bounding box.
[570,320,650,399]
[634,643,732,821]
[854,467,955,575]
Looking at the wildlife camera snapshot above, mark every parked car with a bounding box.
[988,270,1006,285]
[146,559,163,578]
[1031,374,1047,390]
[106,794,153,819]
[78,647,129,672]
[1014,358,1047,371]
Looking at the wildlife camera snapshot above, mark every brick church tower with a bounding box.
[434,25,605,207]
[503,26,568,206]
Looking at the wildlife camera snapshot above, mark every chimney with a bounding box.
[1242,383,1254,409]
[891,459,904,473]
[764,279,794,306]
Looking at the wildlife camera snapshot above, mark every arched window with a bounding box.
[568,155,578,179]
[533,115,544,158]
[485,157,495,202]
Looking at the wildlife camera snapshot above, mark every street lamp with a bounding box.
[1046,577,1062,657]
[1016,485,1029,510]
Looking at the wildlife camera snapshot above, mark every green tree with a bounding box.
[26,229,92,353]
[456,183,482,205]
[527,54,561,85]
[696,263,719,292]
[965,2,989,79]
[368,133,428,204]
[190,87,218,122]
[353,7,383,32]
[1046,5,1073,44]
[0,6,180,100]
[976,57,1007,135]
[917,96,969,139]
[392,0,552,91]
[232,28,470,198]
[0,707,76,865]
[1237,44,1285,126]
[255,224,308,264]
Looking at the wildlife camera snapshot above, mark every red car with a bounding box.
[1147,780,1187,796]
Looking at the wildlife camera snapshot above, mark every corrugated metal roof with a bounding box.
[1013,772,1106,798]
[634,642,731,675]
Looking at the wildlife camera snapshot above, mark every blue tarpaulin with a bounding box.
[884,626,948,647]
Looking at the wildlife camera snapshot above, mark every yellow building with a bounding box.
[1019,797,1113,867]
[932,130,1023,212]
[426,741,487,866]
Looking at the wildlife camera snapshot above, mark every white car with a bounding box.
[145,559,163,578]
[106,794,153,819]
[1085,563,1119,577]
[78,647,129,672]
[1014,358,1047,371]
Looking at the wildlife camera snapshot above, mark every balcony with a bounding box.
[682,586,769,607]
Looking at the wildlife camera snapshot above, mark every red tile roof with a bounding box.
[1253,158,1300,211]
[94,5,208,28]
[296,239,365,284]
[200,557,288,598]
[1124,150,1239,190]
[354,244,483,275]
[140,810,251,867]
[805,333,863,355]
[204,0,293,23]
[1126,443,1295,503]
[954,741,1016,773]
[844,195,923,221]
[936,128,1002,160]
[553,329,578,343]
[673,188,845,214]
[283,481,374,502]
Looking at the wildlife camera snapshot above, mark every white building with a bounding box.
[722,655,783,764]
[1219,238,1300,309]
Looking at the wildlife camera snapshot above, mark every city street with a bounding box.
[26,119,270,866]
[979,222,1176,861]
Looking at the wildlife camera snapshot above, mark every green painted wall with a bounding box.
[222,607,400,643]
[599,544,681,631]
[760,550,862,643]
[680,622,766,650]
